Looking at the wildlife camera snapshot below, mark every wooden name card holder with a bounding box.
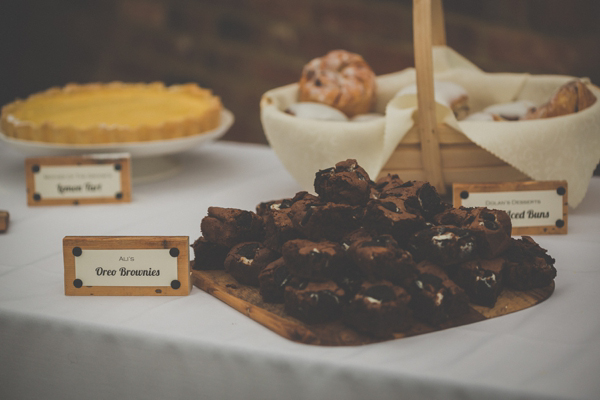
[64,236,190,296]
[453,180,568,235]
[25,153,132,206]
[0,211,9,233]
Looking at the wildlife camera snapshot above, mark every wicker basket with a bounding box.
[260,0,600,206]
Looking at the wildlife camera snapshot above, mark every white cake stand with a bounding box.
[0,109,234,183]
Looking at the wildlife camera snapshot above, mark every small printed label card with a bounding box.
[63,236,191,296]
[25,153,132,206]
[453,181,568,235]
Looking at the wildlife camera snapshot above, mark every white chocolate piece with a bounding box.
[285,102,349,122]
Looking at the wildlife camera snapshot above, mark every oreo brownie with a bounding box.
[282,239,347,281]
[284,279,345,324]
[362,197,426,245]
[432,206,472,226]
[374,173,404,193]
[380,180,447,220]
[340,228,373,251]
[255,197,294,216]
[343,280,412,338]
[201,207,264,248]
[263,206,302,252]
[258,257,292,303]
[348,234,416,286]
[224,242,279,286]
[462,208,512,259]
[290,201,360,242]
[453,258,506,307]
[191,236,229,270]
[503,236,557,290]
[314,159,371,206]
[409,225,477,266]
[408,261,470,326]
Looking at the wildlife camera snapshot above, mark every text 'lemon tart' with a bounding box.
[0,82,223,144]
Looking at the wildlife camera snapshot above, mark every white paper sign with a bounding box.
[459,189,563,227]
[64,236,190,296]
[26,153,132,206]
[34,164,122,199]
[75,249,179,287]
[453,181,568,235]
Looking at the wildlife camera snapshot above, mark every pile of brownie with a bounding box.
[193,159,557,338]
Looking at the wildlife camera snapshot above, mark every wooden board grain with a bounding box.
[192,269,554,346]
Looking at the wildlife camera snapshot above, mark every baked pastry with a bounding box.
[452,258,506,307]
[298,50,377,117]
[282,239,347,281]
[1,82,222,144]
[343,281,412,338]
[191,236,229,270]
[290,201,360,242]
[262,206,302,252]
[524,79,597,119]
[256,198,294,216]
[503,236,557,290]
[224,242,279,287]
[408,261,470,326]
[380,180,447,220]
[408,225,477,267]
[362,197,426,245]
[284,279,346,324]
[462,208,512,259]
[258,257,292,303]
[201,207,264,248]
[395,80,469,120]
[373,173,404,194]
[314,159,372,206]
[347,233,416,285]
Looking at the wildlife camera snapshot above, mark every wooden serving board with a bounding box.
[192,269,554,346]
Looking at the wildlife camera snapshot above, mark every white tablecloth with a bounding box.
[1,141,599,400]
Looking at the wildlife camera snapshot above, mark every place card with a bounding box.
[25,153,132,206]
[453,181,568,235]
[63,236,191,296]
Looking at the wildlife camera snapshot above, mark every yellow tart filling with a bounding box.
[1,82,223,144]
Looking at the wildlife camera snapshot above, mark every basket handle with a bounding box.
[413,0,447,194]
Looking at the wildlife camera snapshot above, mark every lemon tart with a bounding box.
[0,82,222,144]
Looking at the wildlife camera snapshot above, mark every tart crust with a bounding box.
[0,82,222,144]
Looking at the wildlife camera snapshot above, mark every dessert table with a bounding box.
[0,141,599,400]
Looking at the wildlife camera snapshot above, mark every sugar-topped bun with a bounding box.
[285,102,349,121]
[524,80,596,119]
[298,50,377,117]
